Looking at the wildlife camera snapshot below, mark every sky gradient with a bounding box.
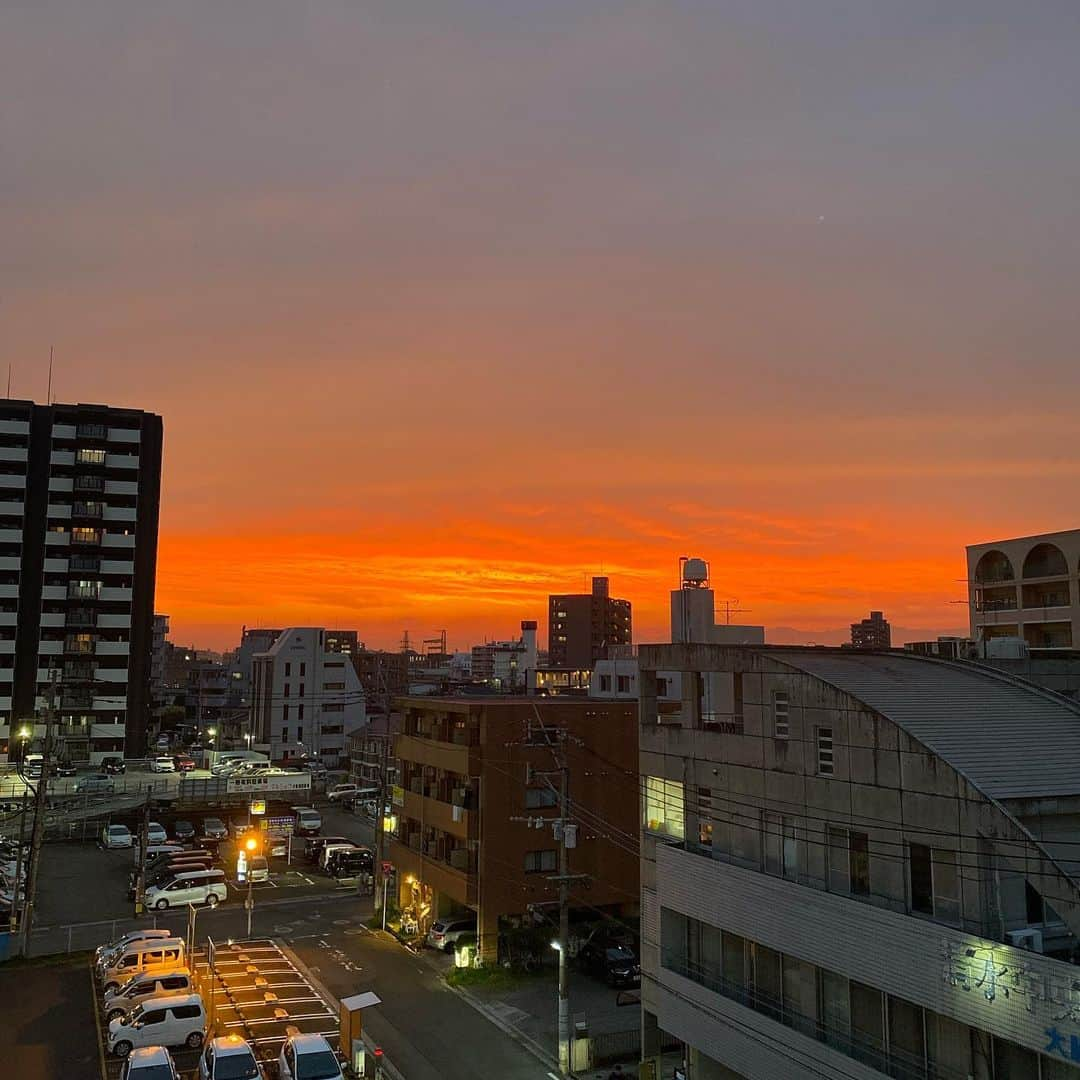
[4,2,1080,651]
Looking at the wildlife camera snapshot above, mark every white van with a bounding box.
[145,868,227,911]
[294,807,321,836]
[210,751,268,775]
[103,969,195,1022]
[319,842,358,871]
[107,992,206,1058]
[95,929,174,973]
[102,938,187,994]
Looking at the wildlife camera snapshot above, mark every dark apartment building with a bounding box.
[548,575,632,668]
[0,399,162,762]
[850,609,891,650]
[387,696,639,961]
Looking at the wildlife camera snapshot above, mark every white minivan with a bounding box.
[95,929,174,974]
[145,868,227,911]
[107,993,207,1058]
[103,969,195,1022]
[102,938,187,995]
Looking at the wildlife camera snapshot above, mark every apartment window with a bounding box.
[764,813,798,881]
[816,727,834,775]
[300,662,306,677]
[71,527,101,545]
[697,787,713,848]
[75,448,106,465]
[297,705,304,720]
[324,681,346,691]
[285,663,291,677]
[323,703,344,713]
[283,705,289,722]
[656,677,669,697]
[599,674,612,692]
[910,843,961,923]
[324,661,344,669]
[525,787,557,809]
[772,691,790,738]
[283,684,290,698]
[617,675,631,694]
[299,683,305,697]
[644,776,685,841]
[281,727,288,742]
[524,850,557,873]
[850,832,870,895]
[296,727,302,742]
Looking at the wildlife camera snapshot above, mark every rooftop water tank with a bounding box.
[682,558,709,586]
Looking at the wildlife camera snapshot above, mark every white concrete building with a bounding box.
[250,628,366,767]
[639,643,1080,1079]
[968,529,1080,651]
[472,620,537,691]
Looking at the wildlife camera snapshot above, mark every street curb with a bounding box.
[402,941,561,1074]
[279,939,405,1080]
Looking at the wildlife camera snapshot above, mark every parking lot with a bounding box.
[90,939,346,1079]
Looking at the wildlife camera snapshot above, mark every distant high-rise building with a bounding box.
[325,629,362,665]
[0,399,163,762]
[250,628,366,766]
[471,621,537,691]
[850,610,892,650]
[548,576,631,668]
[151,614,169,710]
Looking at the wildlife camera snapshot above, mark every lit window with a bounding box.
[644,776,685,841]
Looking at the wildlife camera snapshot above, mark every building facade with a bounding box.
[850,610,892,650]
[249,628,367,766]
[470,620,537,691]
[387,696,639,960]
[638,643,1080,1079]
[549,576,632,668]
[968,529,1080,651]
[0,399,162,762]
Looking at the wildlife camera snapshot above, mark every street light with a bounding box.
[244,835,258,938]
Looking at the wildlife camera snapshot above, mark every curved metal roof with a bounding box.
[766,649,1080,800]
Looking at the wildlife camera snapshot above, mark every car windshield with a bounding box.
[214,1050,260,1079]
[606,947,635,962]
[205,820,224,830]
[296,1049,342,1079]
[110,827,127,835]
[131,1066,175,1080]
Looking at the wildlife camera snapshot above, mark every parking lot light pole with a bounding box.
[244,835,258,938]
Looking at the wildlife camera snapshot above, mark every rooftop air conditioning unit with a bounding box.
[1007,928,1044,953]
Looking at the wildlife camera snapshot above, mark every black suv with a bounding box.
[577,942,640,987]
[101,757,126,775]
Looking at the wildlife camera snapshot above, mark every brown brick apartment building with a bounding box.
[387,696,639,960]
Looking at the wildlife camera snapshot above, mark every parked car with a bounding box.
[104,970,196,1023]
[107,993,206,1058]
[278,1030,344,1080]
[101,939,187,995]
[150,757,175,774]
[304,836,349,863]
[293,807,321,836]
[198,1034,262,1079]
[102,757,126,775]
[327,848,372,880]
[103,824,133,849]
[173,820,196,843]
[318,842,359,871]
[303,762,329,781]
[327,783,359,804]
[55,760,77,777]
[145,869,227,911]
[119,1046,181,1080]
[172,755,195,773]
[76,774,115,795]
[247,856,269,884]
[95,930,175,974]
[146,822,168,845]
[426,915,478,953]
[202,818,228,841]
[577,941,640,987]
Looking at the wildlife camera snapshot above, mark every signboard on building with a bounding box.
[391,784,404,807]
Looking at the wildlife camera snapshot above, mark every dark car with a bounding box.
[101,757,126,775]
[578,942,640,987]
[304,835,349,863]
[55,760,77,777]
[202,817,228,841]
[327,847,373,879]
[174,820,196,842]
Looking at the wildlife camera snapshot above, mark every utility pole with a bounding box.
[374,730,390,923]
[19,668,59,956]
[133,789,152,916]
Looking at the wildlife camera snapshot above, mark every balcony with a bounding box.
[65,609,97,629]
[69,554,101,573]
[75,423,107,439]
[61,690,93,710]
[396,732,481,777]
[71,527,102,546]
[72,501,104,519]
[387,835,476,905]
[68,581,102,600]
[64,661,96,681]
[64,634,96,654]
[1021,582,1072,610]
[73,474,105,493]
[74,448,106,467]
[401,787,472,840]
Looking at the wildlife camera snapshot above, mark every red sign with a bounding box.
[382,861,392,875]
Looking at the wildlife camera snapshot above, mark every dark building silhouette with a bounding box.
[548,575,632,668]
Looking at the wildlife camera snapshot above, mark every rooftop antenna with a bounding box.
[6,363,10,397]
[47,346,53,404]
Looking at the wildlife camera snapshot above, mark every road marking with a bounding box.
[548,1073,560,1080]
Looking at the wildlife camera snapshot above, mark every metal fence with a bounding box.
[24,913,177,959]
[589,1027,681,1068]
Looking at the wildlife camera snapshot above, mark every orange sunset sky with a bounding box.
[4,3,1080,652]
